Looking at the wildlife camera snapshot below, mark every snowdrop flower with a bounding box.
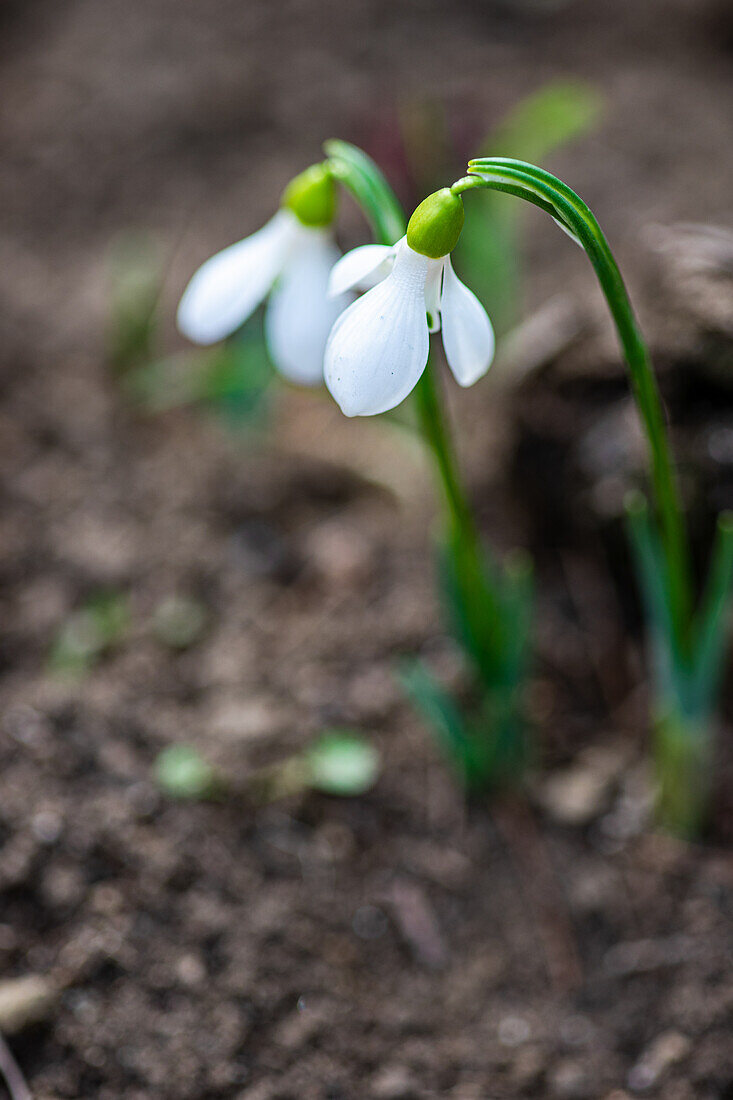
[324,188,495,416]
[177,165,351,385]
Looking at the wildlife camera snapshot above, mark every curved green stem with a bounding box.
[464,158,693,651]
[413,359,474,535]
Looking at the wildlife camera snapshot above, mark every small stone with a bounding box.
[539,744,629,826]
[306,520,373,588]
[498,1015,531,1046]
[550,1058,587,1098]
[206,694,283,743]
[0,975,57,1033]
[273,1003,325,1050]
[152,595,207,649]
[41,864,86,908]
[176,953,207,987]
[370,1064,417,1099]
[31,809,64,844]
[627,1031,691,1091]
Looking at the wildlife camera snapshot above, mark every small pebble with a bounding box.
[32,809,64,844]
[370,1064,417,1099]
[0,975,57,1033]
[627,1031,691,1091]
[498,1015,531,1046]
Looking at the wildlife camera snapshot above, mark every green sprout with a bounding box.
[48,592,129,677]
[156,744,222,801]
[305,731,380,796]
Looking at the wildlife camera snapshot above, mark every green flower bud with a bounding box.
[406,188,464,259]
[281,164,337,227]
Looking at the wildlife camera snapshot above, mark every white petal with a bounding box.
[324,240,430,417]
[327,244,395,297]
[424,258,445,333]
[177,210,296,345]
[264,231,351,386]
[439,256,495,387]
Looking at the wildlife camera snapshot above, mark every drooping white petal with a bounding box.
[324,240,430,417]
[424,258,445,333]
[327,244,395,297]
[177,210,296,345]
[439,256,495,387]
[264,230,351,385]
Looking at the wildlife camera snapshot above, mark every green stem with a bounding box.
[413,358,474,536]
[413,358,505,667]
[463,159,694,652]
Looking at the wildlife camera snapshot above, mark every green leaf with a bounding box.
[437,532,532,697]
[305,731,380,796]
[399,660,526,792]
[456,81,602,331]
[155,745,221,800]
[624,490,681,704]
[399,659,472,769]
[48,592,129,676]
[128,323,273,425]
[482,81,603,165]
[693,512,733,713]
[437,532,503,688]
[324,139,406,247]
[106,232,162,372]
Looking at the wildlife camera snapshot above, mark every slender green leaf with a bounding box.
[399,659,472,770]
[305,731,380,796]
[324,139,406,246]
[456,82,601,330]
[693,512,733,711]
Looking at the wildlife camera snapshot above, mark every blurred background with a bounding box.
[2,1,733,1097]
[3,0,733,356]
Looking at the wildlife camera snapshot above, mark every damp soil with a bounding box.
[2,1,733,1098]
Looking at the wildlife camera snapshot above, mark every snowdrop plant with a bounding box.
[322,147,534,793]
[460,158,733,835]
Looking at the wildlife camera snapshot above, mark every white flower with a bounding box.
[177,209,351,386]
[324,236,494,417]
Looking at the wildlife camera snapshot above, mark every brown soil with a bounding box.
[2,1,733,1097]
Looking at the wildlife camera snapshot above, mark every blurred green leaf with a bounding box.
[325,139,406,246]
[437,534,532,697]
[106,232,162,373]
[305,730,380,796]
[155,744,221,800]
[399,660,527,792]
[456,80,603,332]
[48,592,129,676]
[483,81,603,165]
[128,323,273,427]
[399,659,474,773]
[693,512,733,713]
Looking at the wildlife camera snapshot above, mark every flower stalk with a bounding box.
[463,158,733,833]
[324,143,531,790]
